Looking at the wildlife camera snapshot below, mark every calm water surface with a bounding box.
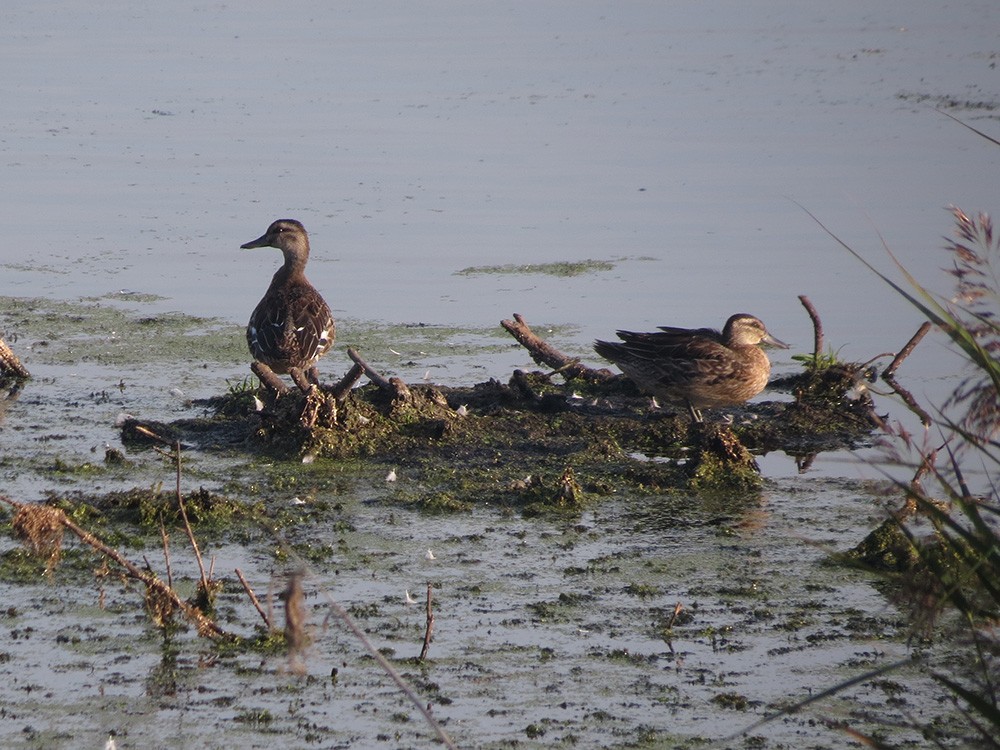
[1,2,997,747]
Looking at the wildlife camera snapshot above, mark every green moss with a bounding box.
[46,486,270,535]
[408,491,474,513]
[845,519,920,572]
[711,692,750,710]
[456,259,617,277]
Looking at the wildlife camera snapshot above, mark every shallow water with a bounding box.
[1,1,997,747]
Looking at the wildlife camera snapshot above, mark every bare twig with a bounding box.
[347,347,393,390]
[883,322,932,379]
[236,568,273,630]
[159,518,173,590]
[251,361,289,394]
[315,583,457,748]
[419,582,435,662]
[798,295,824,361]
[170,441,211,597]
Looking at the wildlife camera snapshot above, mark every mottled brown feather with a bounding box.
[594,313,787,420]
[243,219,335,378]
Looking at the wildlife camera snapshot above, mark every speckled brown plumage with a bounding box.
[242,219,335,392]
[594,313,788,421]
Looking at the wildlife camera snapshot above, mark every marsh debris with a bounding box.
[115,303,903,508]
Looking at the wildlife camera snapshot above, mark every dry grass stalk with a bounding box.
[283,571,309,675]
[418,581,435,661]
[236,568,273,630]
[167,441,212,599]
[159,518,173,590]
[12,503,65,573]
[270,546,459,750]
[665,601,684,629]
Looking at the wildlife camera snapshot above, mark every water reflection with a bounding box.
[616,490,766,538]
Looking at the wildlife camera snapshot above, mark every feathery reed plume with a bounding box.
[942,206,1000,438]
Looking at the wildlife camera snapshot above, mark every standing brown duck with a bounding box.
[242,219,335,393]
[594,313,788,422]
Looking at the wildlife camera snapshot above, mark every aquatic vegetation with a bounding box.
[455,258,617,277]
[0,274,907,747]
[794,205,1000,747]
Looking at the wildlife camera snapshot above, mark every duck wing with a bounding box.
[247,281,335,372]
[609,329,739,386]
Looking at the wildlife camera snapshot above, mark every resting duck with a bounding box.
[594,313,788,421]
[241,219,335,393]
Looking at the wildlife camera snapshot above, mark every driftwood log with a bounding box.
[501,313,615,383]
[347,347,414,402]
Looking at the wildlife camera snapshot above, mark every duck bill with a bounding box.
[240,233,270,249]
[762,332,790,349]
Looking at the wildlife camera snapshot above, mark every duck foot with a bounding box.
[251,362,289,395]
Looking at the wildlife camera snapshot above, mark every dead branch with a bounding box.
[883,322,932,379]
[0,495,232,640]
[883,374,932,428]
[347,347,392,390]
[329,362,364,401]
[419,581,435,662]
[0,335,29,380]
[251,361,289,394]
[501,313,613,383]
[878,325,934,427]
[346,348,413,400]
[798,295,823,360]
[236,568,273,630]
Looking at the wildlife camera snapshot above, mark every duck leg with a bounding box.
[686,401,704,423]
[251,362,289,395]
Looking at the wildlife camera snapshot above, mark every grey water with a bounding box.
[1,2,997,747]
